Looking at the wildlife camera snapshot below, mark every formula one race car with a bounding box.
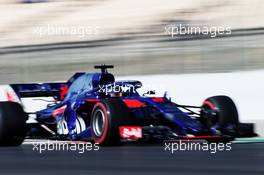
[0,65,256,146]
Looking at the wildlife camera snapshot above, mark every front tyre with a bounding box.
[201,95,239,137]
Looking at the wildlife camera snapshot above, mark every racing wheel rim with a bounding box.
[92,109,106,137]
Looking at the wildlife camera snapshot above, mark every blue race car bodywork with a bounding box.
[10,65,256,144]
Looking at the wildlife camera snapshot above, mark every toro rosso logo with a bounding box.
[119,126,142,140]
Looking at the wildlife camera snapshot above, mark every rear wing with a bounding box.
[10,82,67,98]
[9,72,85,100]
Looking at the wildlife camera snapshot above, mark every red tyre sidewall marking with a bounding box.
[92,102,109,144]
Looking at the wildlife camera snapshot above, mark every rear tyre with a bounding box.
[201,95,239,137]
[91,99,131,145]
[0,102,27,146]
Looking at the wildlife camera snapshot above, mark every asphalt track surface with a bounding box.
[0,141,263,175]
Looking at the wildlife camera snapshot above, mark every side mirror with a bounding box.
[163,91,171,101]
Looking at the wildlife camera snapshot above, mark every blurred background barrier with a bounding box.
[1,0,264,47]
[0,0,263,83]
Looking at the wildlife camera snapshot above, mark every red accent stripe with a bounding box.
[60,85,68,101]
[203,100,216,109]
[151,97,164,103]
[123,99,143,108]
[86,99,100,102]
[52,105,66,118]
